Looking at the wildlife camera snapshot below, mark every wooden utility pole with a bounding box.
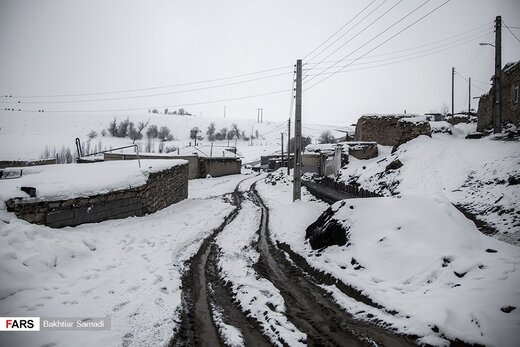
[224,106,226,118]
[468,77,471,113]
[493,16,502,133]
[287,118,291,175]
[451,67,455,115]
[293,60,302,201]
[261,109,263,123]
[281,133,284,168]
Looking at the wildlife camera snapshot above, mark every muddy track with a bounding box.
[250,184,417,347]
[170,178,271,347]
[171,177,418,346]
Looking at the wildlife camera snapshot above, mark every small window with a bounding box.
[513,82,519,105]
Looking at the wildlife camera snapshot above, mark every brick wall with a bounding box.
[354,115,431,146]
[6,163,188,228]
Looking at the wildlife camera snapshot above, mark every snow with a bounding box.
[338,133,520,244]
[0,159,186,202]
[0,175,238,347]
[257,171,520,346]
[215,198,307,346]
[210,301,244,347]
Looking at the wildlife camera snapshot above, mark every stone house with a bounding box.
[477,60,520,131]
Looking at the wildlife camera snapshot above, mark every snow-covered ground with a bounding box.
[0,111,347,164]
[257,172,520,347]
[338,124,520,245]
[0,175,244,347]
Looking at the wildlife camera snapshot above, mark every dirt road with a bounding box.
[170,177,415,346]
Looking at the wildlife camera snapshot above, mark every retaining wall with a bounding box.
[0,158,56,169]
[6,163,189,228]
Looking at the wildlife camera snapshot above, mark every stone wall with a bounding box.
[477,60,520,131]
[354,115,431,147]
[6,163,188,228]
[346,142,378,160]
[198,157,241,177]
[0,158,56,169]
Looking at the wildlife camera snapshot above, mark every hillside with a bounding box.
[338,124,520,245]
[0,111,347,163]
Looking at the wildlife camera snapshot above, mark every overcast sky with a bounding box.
[1,0,519,126]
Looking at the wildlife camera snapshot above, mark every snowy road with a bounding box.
[170,175,414,346]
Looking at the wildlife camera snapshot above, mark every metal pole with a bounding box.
[494,16,502,133]
[293,59,302,201]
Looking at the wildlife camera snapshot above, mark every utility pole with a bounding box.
[281,133,284,169]
[224,106,226,118]
[293,59,302,201]
[468,77,471,113]
[451,67,455,115]
[287,118,291,175]
[257,108,261,123]
[493,15,502,133]
[261,109,263,123]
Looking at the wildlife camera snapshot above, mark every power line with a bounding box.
[302,0,379,60]
[305,0,390,64]
[7,89,292,114]
[503,20,520,43]
[454,70,488,93]
[305,0,406,78]
[304,0,432,87]
[2,65,293,99]
[305,0,452,91]
[304,21,491,66]
[303,30,489,73]
[1,71,293,105]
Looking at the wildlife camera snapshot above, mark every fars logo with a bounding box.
[0,317,40,331]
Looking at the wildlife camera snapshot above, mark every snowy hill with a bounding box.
[0,111,348,163]
[338,124,520,245]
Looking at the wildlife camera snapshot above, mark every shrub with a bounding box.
[87,130,98,139]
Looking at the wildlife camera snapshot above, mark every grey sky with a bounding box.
[1,0,519,126]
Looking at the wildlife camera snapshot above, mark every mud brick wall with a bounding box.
[347,142,378,160]
[6,163,188,228]
[354,115,431,146]
[198,157,241,178]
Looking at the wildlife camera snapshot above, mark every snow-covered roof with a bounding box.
[504,59,520,74]
[0,159,187,202]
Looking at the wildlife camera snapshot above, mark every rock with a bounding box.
[305,201,349,250]
[385,159,403,172]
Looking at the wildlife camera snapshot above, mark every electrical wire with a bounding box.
[305,0,407,78]
[302,0,379,61]
[4,89,292,113]
[303,30,489,73]
[304,0,432,87]
[305,0,390,64]
[1,71,293,105]
[503,20,520,43]
[304,21,491,66]
[2,65,293,99]
[305,0,452,92]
